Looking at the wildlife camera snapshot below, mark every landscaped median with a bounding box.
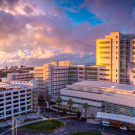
[18,119,65,132]
[69,131,102,135]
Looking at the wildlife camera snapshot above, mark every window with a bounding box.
[100,52,110,54]
[116,51,117,54]
[20,103,25,106]
[20,90,25,93]
[100,57,110,59]
[13,100,18,103]
[116,57,117,59]
[6,106,11,109]
[20,99,25,102]
[116,41,118,44]
[27,89,31,92]
[99,41,110,44]
[99,69,109,71]
[116,69,117,72]
[116,36,118,38]
[79,72,83,74]
[99,73,109,76]
[0,94,4,97]
[13,96,18,99]
[99,46,110,49]
[13,92,18,95]
[14,104,19,108]
[6,93,11,96]
[20,95,25,98]
[6,97,11,100]
[6,102,11,105]
[116,46,117,49]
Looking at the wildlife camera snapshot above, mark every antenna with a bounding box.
[54,49,55,62]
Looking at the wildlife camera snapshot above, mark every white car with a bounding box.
[120,126,127,130]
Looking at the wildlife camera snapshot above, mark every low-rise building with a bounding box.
[60,81,135,119]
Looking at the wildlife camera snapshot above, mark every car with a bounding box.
[120,126,127,130]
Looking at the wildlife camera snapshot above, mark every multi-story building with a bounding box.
[60,81,135,123]
[0,80,38,120]
[30,61,72,99]
[7,73,34,81]
[96,32,135,84]
[30,61,111,99]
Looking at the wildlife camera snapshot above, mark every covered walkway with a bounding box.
[97,112,135,124]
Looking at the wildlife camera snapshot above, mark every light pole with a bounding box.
[16,119,17,135]
[12,115,14,135]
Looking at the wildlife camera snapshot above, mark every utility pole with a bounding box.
[12,115,14,135]
[54,49,55,66]
[16,119,17,135]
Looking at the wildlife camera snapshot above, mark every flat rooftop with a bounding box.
[0,82,31,92]
[73,81,135,92]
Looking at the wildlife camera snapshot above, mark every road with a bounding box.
[44,108,135,135]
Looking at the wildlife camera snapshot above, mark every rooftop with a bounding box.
[73,81,135,92]
[0,81,33,92]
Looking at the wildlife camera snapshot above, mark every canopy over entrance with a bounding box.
[97,112,135,124]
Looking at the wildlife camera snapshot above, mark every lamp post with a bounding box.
[12,115,14,135]
[16,119,17,135]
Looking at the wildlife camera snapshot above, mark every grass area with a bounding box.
[18,119,64,132]
[69,131,102,135]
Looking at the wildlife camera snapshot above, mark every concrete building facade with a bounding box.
[0,80,38,120]
[96,32,135,84]
[60,81,135,119]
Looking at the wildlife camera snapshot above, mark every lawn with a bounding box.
[18,119,64,132]
[69,131,102,135]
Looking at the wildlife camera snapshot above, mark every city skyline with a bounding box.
[0,0,135,68]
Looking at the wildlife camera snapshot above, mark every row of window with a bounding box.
[61,94,100,103]
[62,99,100,109]
[0,97,31,103]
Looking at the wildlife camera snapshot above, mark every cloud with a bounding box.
[0,0,135,68]
[23,5,33,14]
[0,0,19,11]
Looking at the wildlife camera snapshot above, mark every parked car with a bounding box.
[120,126,127,130]
[100,121,110,127]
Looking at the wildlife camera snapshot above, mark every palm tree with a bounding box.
[47,94,52,109]
[56,96,62,113]
[67,99,74,117]
[83,103,89,118]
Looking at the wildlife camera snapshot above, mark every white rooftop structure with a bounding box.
[97,112,135,124]
[73,81,135,92]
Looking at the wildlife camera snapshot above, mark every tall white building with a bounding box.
[96,32,135,84]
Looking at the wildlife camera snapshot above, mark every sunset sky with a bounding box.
[0,0,135,68]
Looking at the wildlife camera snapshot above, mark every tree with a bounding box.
[77,111,81,119]
[56,96,62,113]
[67,99,74,117]
[47,94,52,109]
[83,103,89,118]
[62,108,67,115]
